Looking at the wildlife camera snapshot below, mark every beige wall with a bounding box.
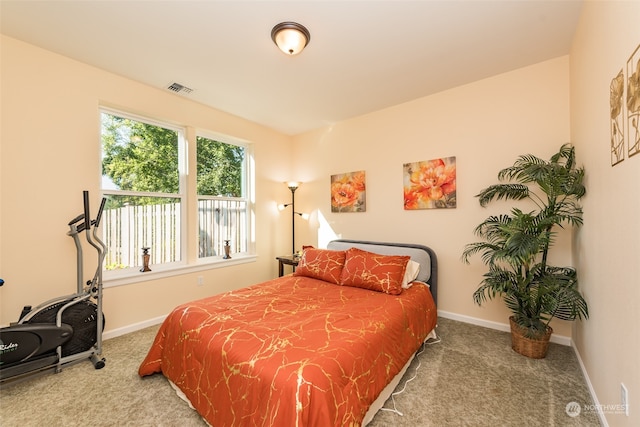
[571,1,640,426]
[291,56,575,338]
[0,35,294,332]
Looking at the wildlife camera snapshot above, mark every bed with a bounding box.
[138,239,438,426]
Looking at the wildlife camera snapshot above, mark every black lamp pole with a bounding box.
[289,184,297,255]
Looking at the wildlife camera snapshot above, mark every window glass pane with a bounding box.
[198,198,247,258]
[197,136,247,259]
[102,112,179,193]
[196,136,244,197]
[102,195,181,270]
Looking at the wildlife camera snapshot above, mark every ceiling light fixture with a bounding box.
[271,22,310,56]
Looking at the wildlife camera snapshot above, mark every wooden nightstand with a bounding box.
[276,255,300,277]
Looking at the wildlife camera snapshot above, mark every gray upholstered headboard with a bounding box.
[327,239,438,305]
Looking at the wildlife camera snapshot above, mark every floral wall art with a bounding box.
[627,44,640,157]
[610,42,640,166]
[330,170,366,212]
[403,156,456,210]
[610,69,625,165]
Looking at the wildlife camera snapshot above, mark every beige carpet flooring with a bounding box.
[0,317,600,426]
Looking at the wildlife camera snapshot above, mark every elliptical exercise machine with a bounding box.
[0,191,107,385]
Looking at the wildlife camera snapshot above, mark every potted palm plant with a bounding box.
[462,144,589,358]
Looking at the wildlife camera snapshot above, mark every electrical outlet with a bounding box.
[197,276,204,286]
[621,383,629,416]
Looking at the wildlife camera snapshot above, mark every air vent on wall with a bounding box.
[166,82,194,95]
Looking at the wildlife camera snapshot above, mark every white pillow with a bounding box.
[401,260,421,289]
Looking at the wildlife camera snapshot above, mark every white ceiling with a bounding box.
[0,0,583,135]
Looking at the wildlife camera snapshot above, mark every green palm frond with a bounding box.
[550,288,589,321]
[550,142,576,166]
[476,183,530,207]
[472,265,521,304]
[498,154,547,186]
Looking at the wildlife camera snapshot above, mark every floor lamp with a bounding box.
[278,182,308,256]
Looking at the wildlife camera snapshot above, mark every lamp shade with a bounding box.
[271,22,310,56]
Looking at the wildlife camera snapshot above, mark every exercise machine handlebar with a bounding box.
[83,191,91,232]
[68,213,85,227]
[67,194,106,233]
[93,198,106,228]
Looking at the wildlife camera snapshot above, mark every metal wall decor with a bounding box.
[610,42,640,166]
[627,44,640,158]
[611,69,625,166]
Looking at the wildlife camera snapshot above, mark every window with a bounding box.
[101,110,186,272]
[100,108,252,280]
[196,135,248,258]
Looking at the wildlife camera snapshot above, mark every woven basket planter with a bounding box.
[509,316,552,359]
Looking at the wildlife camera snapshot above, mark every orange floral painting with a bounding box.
[331,170,366,212]
[403,157,456,210]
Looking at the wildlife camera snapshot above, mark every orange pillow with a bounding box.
[339,247,410,295]
[293,248,346,284]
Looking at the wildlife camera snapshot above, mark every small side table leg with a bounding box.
[278,260,284,277]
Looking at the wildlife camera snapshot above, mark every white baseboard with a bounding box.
[572,342,608,426]
[102,315,166,340]
[437,310,572,346]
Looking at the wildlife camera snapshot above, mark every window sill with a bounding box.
[103,254,257,288]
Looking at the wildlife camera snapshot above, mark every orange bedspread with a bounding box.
[138,275,437,427]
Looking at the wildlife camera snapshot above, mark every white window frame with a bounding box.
[100,107,187,280]
[99,108,256,288]
[196,131,252,260]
